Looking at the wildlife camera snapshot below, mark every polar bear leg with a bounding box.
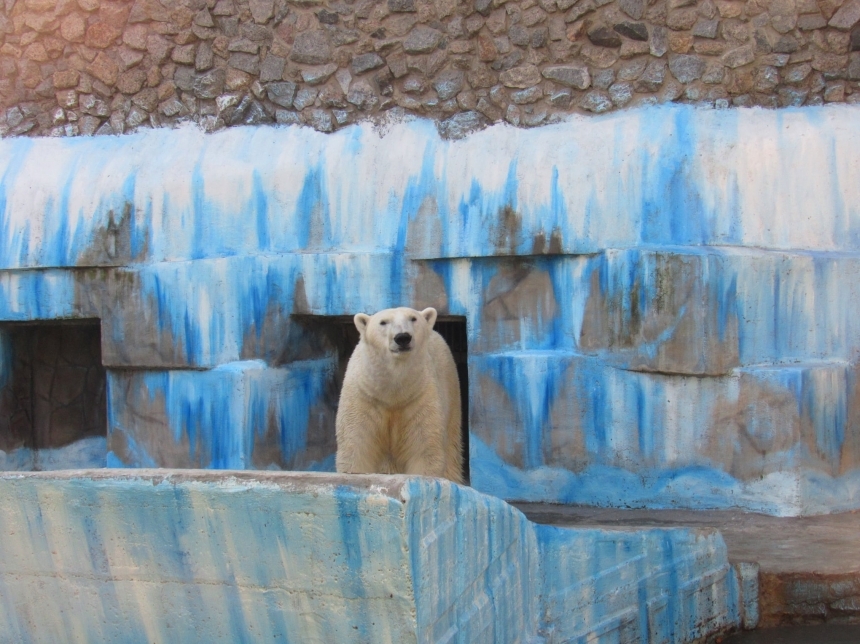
[335,406,387,474]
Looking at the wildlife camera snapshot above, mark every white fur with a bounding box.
[335,307,463,484]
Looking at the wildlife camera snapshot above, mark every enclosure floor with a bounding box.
[515,503,860,628]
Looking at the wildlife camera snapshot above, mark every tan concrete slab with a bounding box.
[514,504,860,627]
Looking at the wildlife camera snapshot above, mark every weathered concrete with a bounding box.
[0,471,741,643]
[518,504,860,627]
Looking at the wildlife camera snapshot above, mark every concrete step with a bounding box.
[516,503,860,629]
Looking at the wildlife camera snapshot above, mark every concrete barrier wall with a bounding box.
[0,470,742,643]
[1,105,860,515]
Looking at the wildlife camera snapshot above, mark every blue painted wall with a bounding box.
[1,105,859,515]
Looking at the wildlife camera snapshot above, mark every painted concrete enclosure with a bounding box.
[0,470,745,643]
[2,105,860,515]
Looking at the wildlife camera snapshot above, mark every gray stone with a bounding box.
[619,0,645,19]
[293,88,318,111]
[404,26,443,54]
[830,0,860,29]
[346,80,378,110]
[797,13,827,29]
[229,39,259,53]
[403,76,426,93]
[500,64,542,88]
[193,69,226,99]
[352,53,385,74]
[531,28,549,48]
[259,55,286,82]
[785,63,812,83]
[614,21,648,40]
[773,35,799,53]
[850,53,860,79]
[778,86,808,106]
[475,0,493,16]
[721,45,755,69]
[172,65,195,93]
[542,64,591,89]
[159,97,184,117]
[290,31,332,65]
[580,90,613,112]
[509,24,531,47]
[565,0,596,22]
[267,81,297,108]
[492,50,525,72]
[307,108,333,132]
[511,86,543,103]
[229,53,261,75]
[275,109,301,125]
[79,115,100,135]
[692,17,719,38]
[125,106,148,128]
[650,25,668,58]
[434,70,465,100]
[389,0,416,12]
[249,0,274,23]
[437,110,485,138]
[823,82,845,102]
[302,64,338,85]
[196,42,214,72]
[523,109,547,126]
[702,62,725,84]
[609,82,633,105]
[593,68,615,89]
[669,54,705,83]
[548,89,573,107]
[95,122,115,135]
[314,10,337,25]
[332,109,350,125]
[618,58,648,81]
[588,25,622,47]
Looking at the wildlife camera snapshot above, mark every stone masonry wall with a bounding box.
[1,0,860,137]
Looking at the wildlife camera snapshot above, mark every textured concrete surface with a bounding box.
[2,108,860,515]
[0,471,741,643]
[517,503,860,627]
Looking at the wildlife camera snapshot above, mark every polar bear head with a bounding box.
[354,307,438,357]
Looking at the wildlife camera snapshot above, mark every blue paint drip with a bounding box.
[253,170,270,252]
[0,138,35,267]
[295,165,328,250]
[478,353,569,469]
[191,159,207,260]
[335,486,370,639]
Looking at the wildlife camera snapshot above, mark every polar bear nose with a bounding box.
[394,332,412,348]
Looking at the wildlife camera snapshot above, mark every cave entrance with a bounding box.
[0,320,107,470]
[293,314,470,484]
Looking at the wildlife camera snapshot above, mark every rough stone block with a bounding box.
[107,359,337,470]
[470,351,860,514]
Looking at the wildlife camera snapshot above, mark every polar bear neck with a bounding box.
[353,340,432,407]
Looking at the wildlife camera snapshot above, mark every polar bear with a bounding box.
[335,306,463,484]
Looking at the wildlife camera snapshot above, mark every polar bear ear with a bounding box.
[354,313,370,337]
[421,307,437,330]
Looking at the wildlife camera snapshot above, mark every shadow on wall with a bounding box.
[0,320,107,470]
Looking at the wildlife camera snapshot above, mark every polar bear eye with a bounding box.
[379,320,387,326]
[410,316,417,322]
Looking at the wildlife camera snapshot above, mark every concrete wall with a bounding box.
[0,470,743,643]
[1,105,860,515]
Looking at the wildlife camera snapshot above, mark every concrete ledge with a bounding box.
[0,471,743,643]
